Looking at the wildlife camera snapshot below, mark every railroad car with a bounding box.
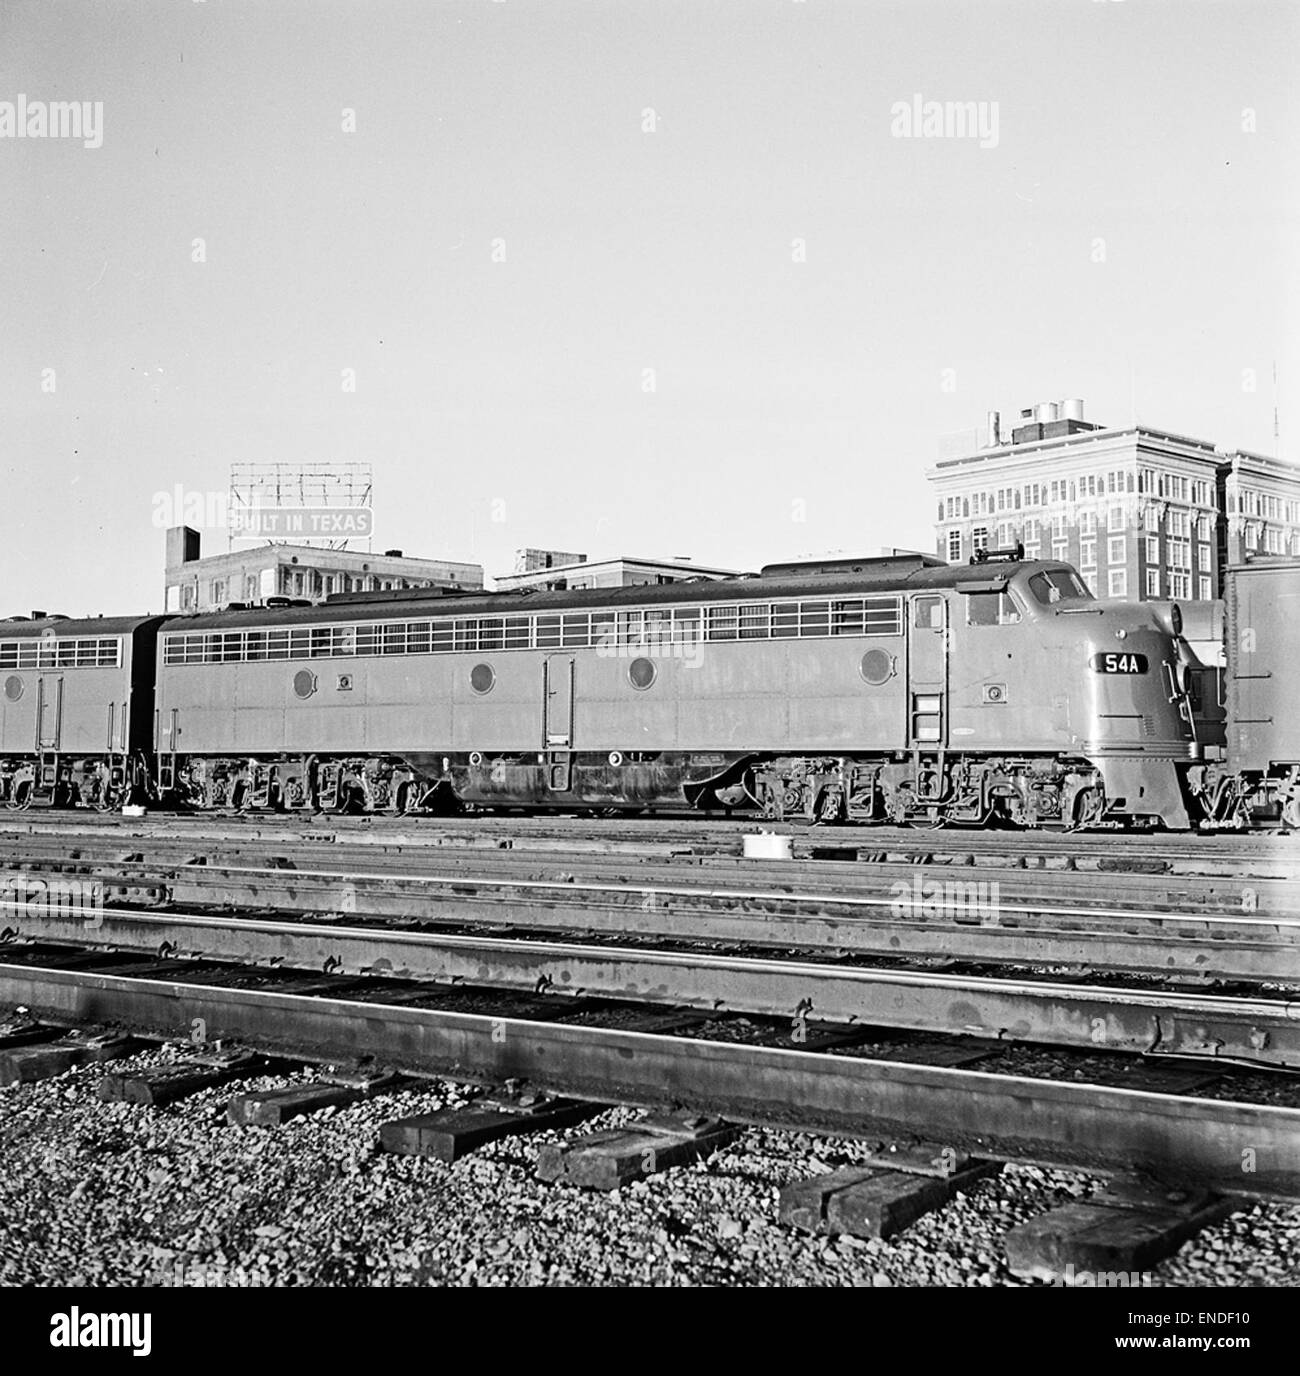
[0,614,165,809]
[151,551,1200,828]
[1186,556,1300,828]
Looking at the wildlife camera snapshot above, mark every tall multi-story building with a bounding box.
[1219,450,1300,566]
[928,401,1300,600]
[164,527,483,612]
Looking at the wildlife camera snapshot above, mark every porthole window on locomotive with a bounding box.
[292,669,317,699]
[470,663,495,694]
[859,649,894,686]
[628,656,657,690]
[2,675,22,702]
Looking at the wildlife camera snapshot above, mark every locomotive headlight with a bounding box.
[1169,602,1183,636]
[1115,628,1127,640]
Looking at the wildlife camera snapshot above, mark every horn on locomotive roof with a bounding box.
[969,543,1025,565]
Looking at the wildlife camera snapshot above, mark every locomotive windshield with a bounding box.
[1026,569,1093,606]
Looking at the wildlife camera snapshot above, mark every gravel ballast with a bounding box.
[2,1045,1297,1288]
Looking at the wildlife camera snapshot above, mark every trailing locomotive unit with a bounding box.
[1185,556,1300,828]
[153,550,1199,828]
[0,614,164,810]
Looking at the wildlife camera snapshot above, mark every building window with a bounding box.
[1109,569,1127,597]
[1169,572,1190,599]
[210,579,226,605]
[1108,536,1126,564]
[1168,539,1190,568]
[1052,541,1068,562]
[1167,510,1189,538]
[1108,503,1125,531]
[1145,569,1160,597]
[946,529,961,563]
[1199,576,1213,600]
[1145,536,1159,564]
[972,526,989,552]
[1079,511,1096,536]
[1080,539,1096,568]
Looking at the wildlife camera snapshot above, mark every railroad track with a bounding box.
[5,823,1300,1064]
[4,847,1300,983]
[0,811,1295,877]
[4,833,1296,908]
[4,939,1300,1203]
[3,809,1298,1249]
[4,901,1298,1065]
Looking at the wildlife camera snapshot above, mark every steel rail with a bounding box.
[0,809,1292,842]
[4,958,1299,1199]
[4,908,1298,1064]
[5,868,1300,983]
[0,812,1295,867]
[3,838,1295,914]
[46,858,1300,925]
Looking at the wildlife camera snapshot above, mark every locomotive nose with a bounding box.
[1145,600,1183,638]
[1078,599,1184,647]
[1055,596,1197,827]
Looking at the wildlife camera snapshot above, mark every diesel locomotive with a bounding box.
[1,547,1242,830]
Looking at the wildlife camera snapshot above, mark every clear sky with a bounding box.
[2,0,1296,615]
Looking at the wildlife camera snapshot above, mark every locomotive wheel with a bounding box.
[1072,788,1104,830]
[1282,796,1300,831]
[5,779,32,811]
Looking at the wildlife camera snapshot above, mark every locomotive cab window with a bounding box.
[965,591,1022,627]
[1027,569,1093,606]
